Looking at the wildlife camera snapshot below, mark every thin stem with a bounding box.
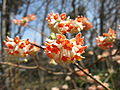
[67,65,79,90]
[71,78,79,90]
[0,61,71,75]
[31,43,45,49]
[33,56,42,86]
[0,62,37,69]
[74,63,110,90]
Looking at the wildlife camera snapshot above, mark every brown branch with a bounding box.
[30,43,45,50]
[0,62,37,69]
[74,63,110,90]
[0,61,71,75]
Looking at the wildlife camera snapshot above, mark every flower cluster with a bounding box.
[96,28,116,50]
[46,12,93,34]
[13,14,36,26]
[4,36,40,57]
[5,12,89,65]
[44,33,87,65]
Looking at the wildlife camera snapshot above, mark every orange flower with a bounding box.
[54,13,59,20]
[76,16,86,22]
[45,44,60,54]
[75,33,84,45]
[19,43,25,49]
[103,28,116,38]
[51,44,60,54]
[76,16,93,30]
[14,37,20,44]
[83,22,93,30]
[44,33,87,65]
[72,55,84,61]
[60,13,66,20]
[62,40,73,50]
[61,56,70,62]
[46,12,92,34]
[96,28,116,50]
[76,46,88,54]
[13,14,37,26]
[56,34,66,44]
[58,23,65,28]
[6,44,14,49]
[4,37,40,57]
[28,14,37,21]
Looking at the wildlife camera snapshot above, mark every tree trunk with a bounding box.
[0,0,7,89]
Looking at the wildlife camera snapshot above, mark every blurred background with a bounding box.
[0,0,120,90]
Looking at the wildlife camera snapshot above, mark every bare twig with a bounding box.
[74,63,110,90]
[30,43,45,49]
[0,61,72,75]
[0,62,37,69]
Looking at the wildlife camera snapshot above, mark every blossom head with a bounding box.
[44,33,87,65]
[103,28,116,40]
[96,28,116,50]
[76,16,93,30]
[4,37,40,57]
[13,14,37,26]
[27,14,37,21]
[46,12,92,34]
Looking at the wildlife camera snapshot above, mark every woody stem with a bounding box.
[31,43,44,49]
[74,63,110,90]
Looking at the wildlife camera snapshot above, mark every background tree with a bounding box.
[0,0,120,89]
